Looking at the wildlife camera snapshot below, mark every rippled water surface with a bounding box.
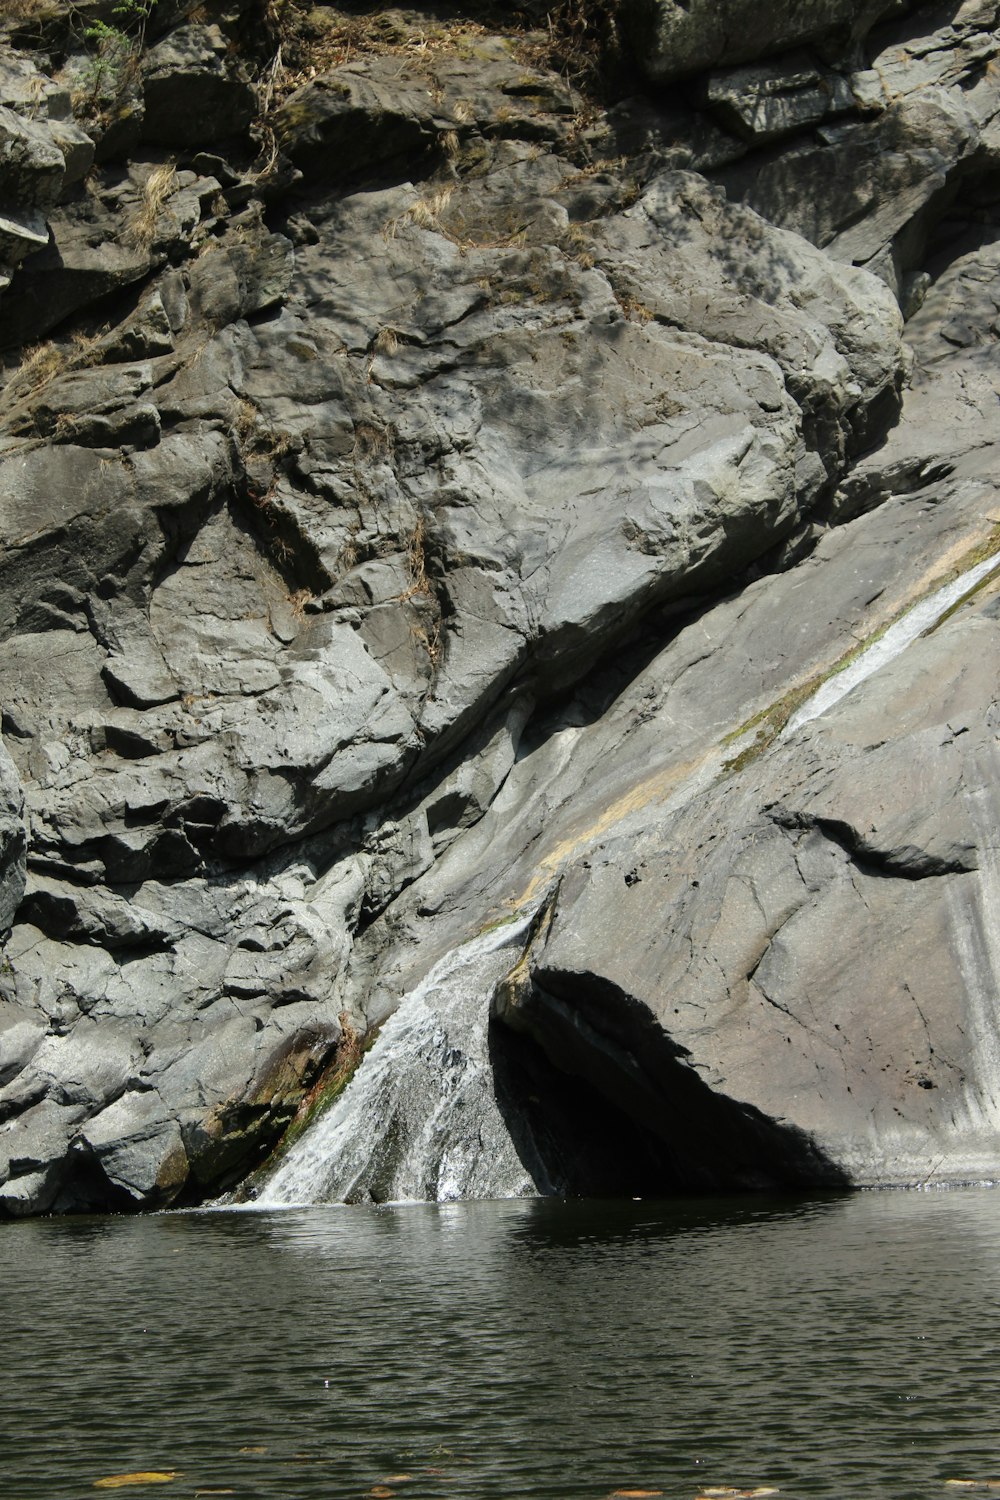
[6,1190,1000,1499]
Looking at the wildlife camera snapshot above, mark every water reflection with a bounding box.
[4,1190,1000,1498]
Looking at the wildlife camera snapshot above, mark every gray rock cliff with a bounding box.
[0,0,999,1212]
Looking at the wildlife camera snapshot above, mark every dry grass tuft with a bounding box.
[517,0,624,101]
[372,326,400,357]
[125,163,178,250]
[383,185,455,241]
[615,290,655,324]
[404,513,432,598]
[411,616,442,666]
[0,326,110,431]
[10,341,67,396]
[560,223,596,269]
[266,5,493,91]
[338,535,359,572]
[232,397,261,446]
[408,186,455,228]
[68,328,104,363]
[18,74,48,118]
[353,420,392,461]
[288,586,313,618]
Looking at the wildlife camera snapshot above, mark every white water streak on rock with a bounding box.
[784,553,1000,738]
[257,915,537,1207]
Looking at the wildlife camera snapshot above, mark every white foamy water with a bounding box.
[783,552,1000,738]
[256,915,537,1206]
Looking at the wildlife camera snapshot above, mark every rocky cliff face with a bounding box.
[0,0,998,1214]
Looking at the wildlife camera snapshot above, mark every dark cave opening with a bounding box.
[488,971,851,1199]
[488,1017,682,1198]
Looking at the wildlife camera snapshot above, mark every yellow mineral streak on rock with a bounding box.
[517,752,711,905]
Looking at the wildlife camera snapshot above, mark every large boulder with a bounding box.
[727,87,984,274]
[140,25,256,146]
[620,0,905,83]
[0,53,94,298]
[0,161,223,348]
[499,593,1000,1190]
[701,54,857,145]
[351,223,1000,1195]
[275,47,581,187]
[0,158,903,896]
[711,1,1000,293]
[0,105,66,208]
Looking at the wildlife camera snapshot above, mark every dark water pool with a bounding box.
[5,1189,1000,1499]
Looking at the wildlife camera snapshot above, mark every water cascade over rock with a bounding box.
[256,920,539,1206]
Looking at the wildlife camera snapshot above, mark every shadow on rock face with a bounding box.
[488,1018,681,1197]
[490,966,850,1196]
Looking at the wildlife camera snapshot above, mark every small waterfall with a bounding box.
[783,551,1000,738]
[256,916,538,1206]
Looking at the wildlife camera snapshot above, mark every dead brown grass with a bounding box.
[372,326,400,357]
[257,0,623,115]
[411,616,442,666]
[614,290,655,323]
[10,341,67,396]
[125,163,178,250]
[353,420,392,461]
[382,185,456,241]
[288,586,313,618]
[0,326,109,429]
[403,513,432,600]
[263,2,496,91]
[518,0,624,99]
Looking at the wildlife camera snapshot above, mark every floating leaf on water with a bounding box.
[696,1490,780,1499]
[609,1490,664,1497]
[368,1489,395,1498]
[93,1475,179,1489]
[381,1477,413,1484]
[238,1446,267,1454]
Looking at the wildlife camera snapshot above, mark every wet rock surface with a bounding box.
[0,0,999,1212]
